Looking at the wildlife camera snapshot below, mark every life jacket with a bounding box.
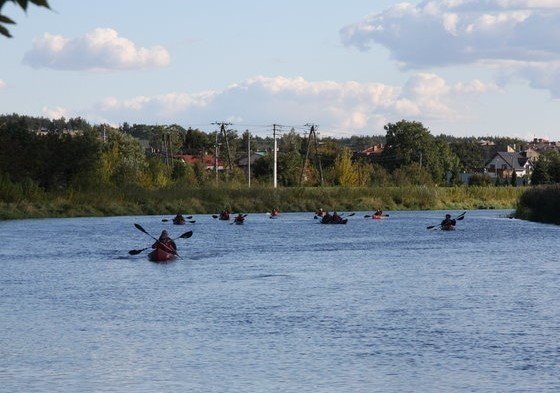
[156,239,176,253]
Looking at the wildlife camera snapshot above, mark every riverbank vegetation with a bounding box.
[0,114,529,219]
[0,183,523,219]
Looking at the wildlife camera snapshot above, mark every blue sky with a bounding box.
[2,0,560,139]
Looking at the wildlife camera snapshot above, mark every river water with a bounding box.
[1,210,559,392]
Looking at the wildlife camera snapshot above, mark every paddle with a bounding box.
[128,229,193,255]
[426,211,466,230]
[364,214,390,218]
[131,223,184,257]
[342,212,355,217]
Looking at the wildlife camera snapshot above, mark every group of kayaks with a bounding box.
[136,210,465,263]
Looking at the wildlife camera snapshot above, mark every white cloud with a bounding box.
[91,75,496,135]
[43,106,71,119]
[341,1,560,97]
[23,28,170,71]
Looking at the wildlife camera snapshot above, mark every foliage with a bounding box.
[516,185,560,225]
[333,148,358,186]
[0,0,50,38]
[468,173,493,186]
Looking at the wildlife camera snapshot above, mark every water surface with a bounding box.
[1,210,559,392]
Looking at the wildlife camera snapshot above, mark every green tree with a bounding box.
[101,129,147,186]
[333,148,358,186]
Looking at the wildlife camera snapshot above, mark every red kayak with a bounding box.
[372,215,385,220]
[148,248,177,263]
[441,225,455,231]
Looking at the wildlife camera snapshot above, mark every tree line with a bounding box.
[0,114,538,202]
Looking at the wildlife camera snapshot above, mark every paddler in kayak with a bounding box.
[270,208,280,217]
[173,212,186,224]
[316,208,325,217]
[152,230,177,253]
[440,214,456,230]
[332,211,343,224]
[219,210,230,220]
[234,213,245,224]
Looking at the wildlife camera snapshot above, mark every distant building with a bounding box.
[174,154,224,171]
[236,151,266,174]
[485,151,534,182]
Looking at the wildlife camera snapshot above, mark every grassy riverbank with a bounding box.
[515,185,560,225]
[0,185,524,219]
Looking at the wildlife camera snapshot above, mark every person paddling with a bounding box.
[321,210,332,223]
[271,208,280,217]
[332,211,343,223]
[440,214,456,230]
[152,230,177,254]
[173,212,185,224]
[234,213,245,224]
[219,210,230,220]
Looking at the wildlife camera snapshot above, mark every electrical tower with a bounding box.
[300,124,324,186]
[211,122,234,179]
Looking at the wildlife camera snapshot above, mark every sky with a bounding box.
[2,0,560,140]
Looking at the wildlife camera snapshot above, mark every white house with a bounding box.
[485,151,534,180]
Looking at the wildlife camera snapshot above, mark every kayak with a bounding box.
[148,248,177,263]
[234,220,244,225]
[219,215,230,221]
[441,225,455,231]
[172,219,186,225]
[372,215,385,220]
[269,215,279,219]
[320,218,347,225]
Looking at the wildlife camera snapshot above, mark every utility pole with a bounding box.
[247,130,251,188]
[273,124,278,188]
[214,131,219,183]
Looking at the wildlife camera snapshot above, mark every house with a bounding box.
[484,151,534,182]
[360,144,384,156]
[174,154,224,171]
[236,152,267,174]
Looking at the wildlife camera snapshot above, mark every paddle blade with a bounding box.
[188,220,196,224]
[161,219,169,222]
[179,231,193,239]
[457,216,465,221]
[347,213,355,217]
[364,215,371,218]
[128,249,145,255]
[212,215,218,219]
[134,223,148,234]
[186,216,193,219]
[426,225,437,230]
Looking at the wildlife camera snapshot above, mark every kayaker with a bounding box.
[234,213,245,224]
[271,208,280,216]
[152,230,177,253]
[332,211,343,223]
[173,212,185,222]
[374,209,383,216]
[321,211,332,223]
[219,210,230,220]
[316,208,325,217]
[440,214,456,229]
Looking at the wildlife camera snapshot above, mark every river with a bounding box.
[1,209,559,392]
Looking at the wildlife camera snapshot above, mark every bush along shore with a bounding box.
[0,185,525,220]
[515,185,560,225]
